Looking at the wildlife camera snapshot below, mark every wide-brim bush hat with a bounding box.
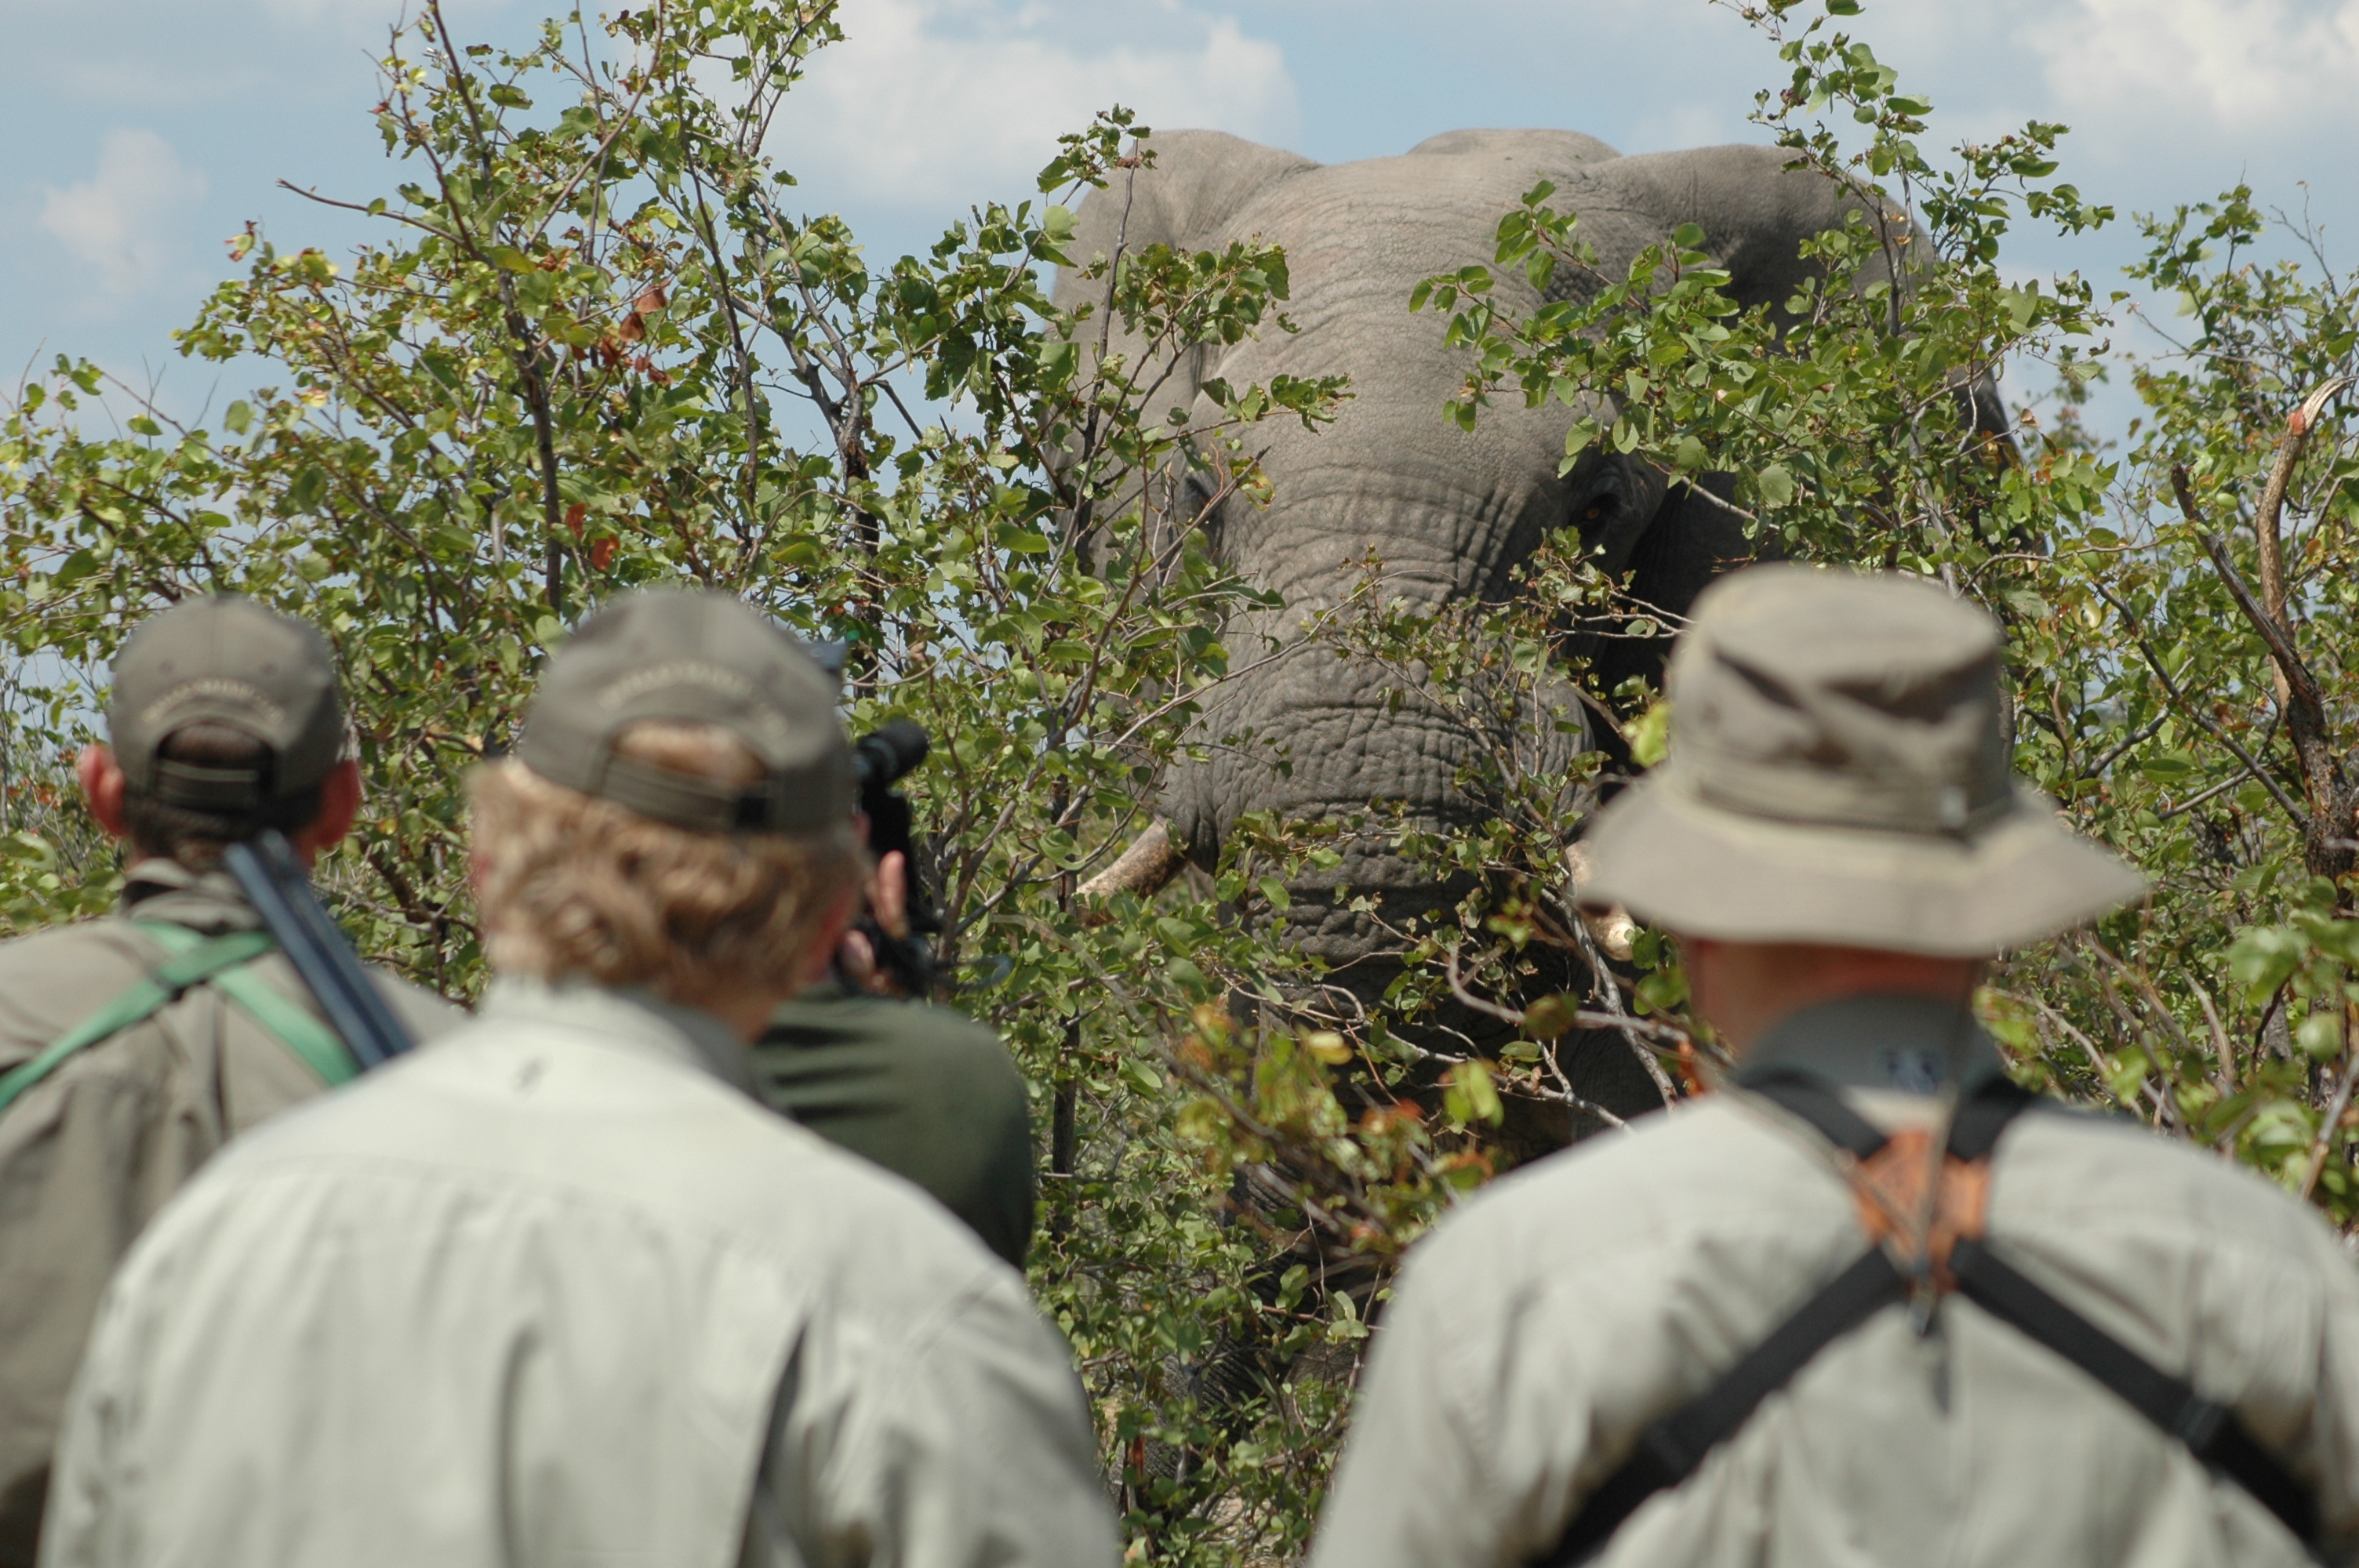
[1577,564,2145,956]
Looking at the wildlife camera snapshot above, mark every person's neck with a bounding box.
[1682,937,1983,1058]
[698,987,789,1043]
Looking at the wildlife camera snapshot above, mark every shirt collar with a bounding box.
[118,856,265,935]
[1736,993,2003,1098]
[479,975,759,1096]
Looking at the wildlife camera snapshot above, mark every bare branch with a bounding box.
[2252,376,2353,634]
[2090,576,2309,835]
[2303,1017,2359,1201]
[2179,464,2353,886]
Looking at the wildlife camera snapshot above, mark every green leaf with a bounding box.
[1627,699,1673,768]
[2229,927,2306,1003]
[1521,993,1580,1040]
[2299,1011,2346,1062]
[1442,1060,1503,1127]
[286,466,328,514]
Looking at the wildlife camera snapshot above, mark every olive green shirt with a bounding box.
[1313,996,2359,1568]
[0,859,460,1567]
[751,985,1037,1269]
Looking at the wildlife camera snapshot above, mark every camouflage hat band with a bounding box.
[1679,740,2016,840]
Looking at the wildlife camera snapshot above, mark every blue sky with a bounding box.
[10,0,2359,431]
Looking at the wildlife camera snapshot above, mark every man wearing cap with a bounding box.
[39,590,1115,1568]
[1311,566,2359,1567]
[0,596,460,1568]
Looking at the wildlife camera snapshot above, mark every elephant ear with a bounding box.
[1589,146,2010,630]
[1051,131,1319,417]
[1594,143,2012,459]
[1583,143,1911,325]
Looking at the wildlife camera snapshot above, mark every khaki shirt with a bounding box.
[1312,996,2359,1568]
[0,858,459,1565]
[42,978,1118,1568]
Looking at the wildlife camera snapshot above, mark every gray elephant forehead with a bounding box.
[1406,128,1622,165]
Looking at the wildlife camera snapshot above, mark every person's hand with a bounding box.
[837,850,912,996]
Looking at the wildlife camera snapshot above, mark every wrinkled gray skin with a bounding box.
[1058,129,1921,1130]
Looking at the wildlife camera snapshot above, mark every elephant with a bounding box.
[1057,128,1936,1136]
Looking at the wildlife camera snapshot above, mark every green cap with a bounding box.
[1577,565,2145,956]
[516,590,854,835]
[107,596,347,810]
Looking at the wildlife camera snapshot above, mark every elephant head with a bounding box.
[1059,129,1917,1072]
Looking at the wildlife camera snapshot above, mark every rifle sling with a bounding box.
[1948,1236,2317,1543]
[1537,1073,2317,1564]
[0,920,357,1119]
[1538,1246,1906,1566]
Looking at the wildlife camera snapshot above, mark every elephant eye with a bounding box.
[1583,503,1605,521]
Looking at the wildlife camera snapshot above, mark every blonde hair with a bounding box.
[469,721,863,1002]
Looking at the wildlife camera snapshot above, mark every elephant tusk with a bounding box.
[1564,842,1638,962]
[1076,818,1190,916]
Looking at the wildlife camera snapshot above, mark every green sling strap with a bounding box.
[0,920,358,1117]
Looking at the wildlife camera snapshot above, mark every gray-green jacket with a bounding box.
[41,978,1117,1568]
[1312,996,2359,1568]
[753,983,1036,1269]
[0,858,459,1566]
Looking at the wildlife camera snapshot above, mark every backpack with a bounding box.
[1538,1070,2319,1564]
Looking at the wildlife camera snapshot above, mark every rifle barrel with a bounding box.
[224,831,414,1071]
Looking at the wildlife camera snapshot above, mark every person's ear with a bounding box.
[293,759,365,865]
[78,744,132,840]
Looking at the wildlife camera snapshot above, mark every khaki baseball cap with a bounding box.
[107,596,347,810]
[1577,565,2146,956]
[515,590,854,835]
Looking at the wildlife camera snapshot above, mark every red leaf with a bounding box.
[589,535,618,571]
[563,503,587,539]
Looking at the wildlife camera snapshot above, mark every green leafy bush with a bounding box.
[16,0,2359,1556]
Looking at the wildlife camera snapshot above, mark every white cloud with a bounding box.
[37,129,210,299]
[769,0,1300,211]
[2024,0,2359,147]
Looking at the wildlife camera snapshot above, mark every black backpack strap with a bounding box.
[1740,1066,1893,1160]
[1537,1070,2319,1562]
[1946,1075,2037,1160]
[1537,1246,1906,1566]
[1950,1237,2318,1544]
[1536,1074,2058,1568]
[1746,1065,2038,1165]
